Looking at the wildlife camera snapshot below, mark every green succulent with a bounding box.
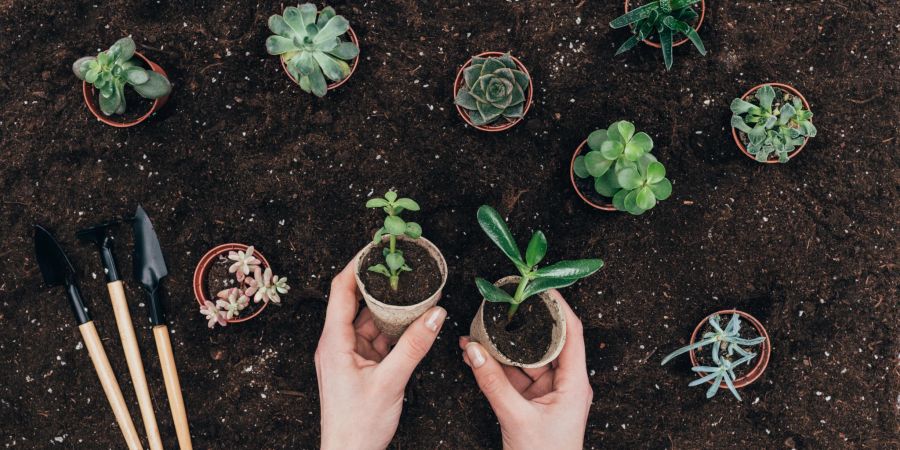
[366,191,422,291]
[266,4,359,97]
[573,121,672,215]
[610,0,706,70]
[72,37,172,116]
[454,53,530,127]
[731,85,817,163]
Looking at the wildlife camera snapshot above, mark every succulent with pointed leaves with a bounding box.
[253,267,290,304]
[610,0,706,70]
[366,191,422,291]
[731,85,817,163]
[216,288,250,320]
[454,53,531,126]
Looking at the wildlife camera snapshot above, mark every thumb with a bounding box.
[377,306,446,384]
[463,342,529,419]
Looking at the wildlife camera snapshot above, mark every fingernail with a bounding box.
[425,307,446,332]
[466,343,486,368]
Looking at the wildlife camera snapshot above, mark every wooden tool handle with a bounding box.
[154,325,193,450]
[78,321,143,450]
[108,280,164,450]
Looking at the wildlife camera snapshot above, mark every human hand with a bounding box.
[460,290,593,450]
[315,262,447,450]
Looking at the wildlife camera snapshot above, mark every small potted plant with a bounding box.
[611,0,707,70]
[661,310,771,401]
[266,3,360,97]
[730,83,817,163]
[193,244,290,328]
[453,52,533,132]
[470,205,603,368]
[73,37,172,127]
[353,191,448,338]
[571,120,672,214]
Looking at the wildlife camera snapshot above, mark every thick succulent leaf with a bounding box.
[318,6,336,26]
[522,275,582,300]
[573,155,590,179]
[296,52,317,75]
[268,14,293,37]
[623,190,646,215]
[480,57,505,76]
[610,3,658,28]
[455,88,478,110]
[612,188,629,211]
[477,205,524,267]
[498,53,517,69]
[507,82,525,107]
[660,27,674,70]
[315,15,350,44]
[468,109,490,126]
[283,7,307,34]
[778,103,796,125]
[584,151,613,178]
[601,140,625,160]
[368,264,391,277]
[132,71,171,99]
[646,161,666,184]
[385,252,405,271]
[307,63,328,97]
[730,98,757,114]
[125,66,149,85]
[635,186,657,210]
[748,125,767,144]
[525,231,547,268]
[617,167,643,190]
[366,198,389,208]
[463,64,482,89]
[328,41,359,60]
[731,115,753,133]
[663,16,706,55]
[404,222,422,239]
[395,198,420,211]
[72,56,95,80]
[84,67,100,84]
[617,121,636,142]
[511,69,530,91]
[616,34,641,55]
[111,37,135,62]
[802,121,817,137]
[587,129,608,151]
[756,85,776,111]
[494,67,516,83]
[98,87,122,116]
[595,170,620,198]
[384,215,406,235]
[477,101,503,123]
[502,103,524,119]
[535,259,603,279]
[266,36,296,55]
[313,52,348,82]
[298,3,318,29]
[476,278,514,303]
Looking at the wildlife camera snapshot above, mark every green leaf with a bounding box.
[385,252,405,271]
[455,88,478,110]
[584,151,613,178]
[612,188,629,211]
[663,16,706,55]
[623,190,646,215]
[475,278,514,303]
[385,191,398,202]
[308,65,328,97]
[600,140,624,160]
[525,231,547,267]
[573,155,590,179]
[660,27,674,70]
[366,198,389,208]
[132,71,171,99]
[616,121,635,142]
[522,275,588,300]
[404,222,422,239]
[730,98,757,114]
[635,186,657,210]
[587,129,608,151]
[731,115,752,133]
[268,14,293,36]
[313,52,347,82]
[646,161,666,184]
[372,227,387,244]
[384,215,406,235]
[594,171,619,198]
[756,85,775,111]
[85,67,100,84]
[778,103,796,125]
[628,132,653,156]
[328,41,359,60]
[297,3,319,29]
[535,259,604,279]
[98,87,122,116]
[395,198,420,211]
[368,264,391,277]
[112,37,135,62]
[477,205,524,267]
[615,34,641,55]
[463,65,481,89]
[314,15,350,44]
[610,3,658,28]
[318,6,336,27]
[617,167,643,190]
[266,36,296,55]
[72,56,95,80]
[125,67,149,85]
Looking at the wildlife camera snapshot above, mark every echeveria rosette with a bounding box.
[455,54,530,126]
[731,85,817,163]
[72,37,172,116]
[366,191,422,291]
[610,0,706,70]
[266,3,360,97]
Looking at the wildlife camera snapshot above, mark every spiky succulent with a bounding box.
[366,191,422,291]
[610,0,706,70]
[573,121,672,215]
[454,53,530,127]
[266,4,359,97]
[72,37,172,116]
[731,85,817,163]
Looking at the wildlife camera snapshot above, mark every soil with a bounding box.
[203,254,264,319]
[693,314,764,379]
[483,289,554,364]
[1,1,897,449]
[359,240,442,306]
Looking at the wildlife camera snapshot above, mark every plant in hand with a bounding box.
[365,191,422,291]
[731,84,817,162]
[610,0,706,70]
[454,53,531,126]
[199,246,289,328]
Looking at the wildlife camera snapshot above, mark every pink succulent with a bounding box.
[228,246,261,282]
[216,288,249,320]
[199,300,226,328]
[254,267,290,304]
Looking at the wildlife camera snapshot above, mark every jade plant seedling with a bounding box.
[731,85,817,162]
[366,191,422,291]
[199,246,290,328]
[72,37,172,116]
[475,205,603,320]
[573,120,672,215]
[266,3,359,97]
[610,0,706,70]
[454,53,531,126]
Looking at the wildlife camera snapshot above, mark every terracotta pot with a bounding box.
[453,51,534,132]
[280,26,360,92]
[193,243,271,324]
[688,309,771,389]
[570,138,617,212]
[469,276,566,368]
[732,82,812,163]
[623,0,706,49]
[82,51,170,128]
[353,235,448,338]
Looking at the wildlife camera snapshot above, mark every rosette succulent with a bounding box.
[731,84,817,163]
[454,53,530,127]
[610,0,706,70]
[266,4,359,97]
[366,191,422,291]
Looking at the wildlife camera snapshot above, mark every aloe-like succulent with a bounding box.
[573,121,672,215]
[72,37,172,116]
[731,85,817,162]
[366,191,422,291]
[266,3,359,97]
[454,53,530,126]
[610,0,706,70]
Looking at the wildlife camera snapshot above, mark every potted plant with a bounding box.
[266,3,360,97]
[730,83,817,163]
[193,244,290,328]
[72,37,172,127]
[661,310,771,401]
[353,191,448,338]
[571,120,672,214]
[453,52,533,132]
[470,205,603,368]
[611,0,707,70]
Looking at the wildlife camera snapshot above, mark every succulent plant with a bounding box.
[454,53,530,126]
[200,300,226,329]
[266,3,359,97]
[610,0,706,70]
[72,37,172,116]
[200,245,289,328]
[366,191,422,291]
[731,85,817,162]
[253,267,290,304]
[216,288,249,320]
[228,246,261,282]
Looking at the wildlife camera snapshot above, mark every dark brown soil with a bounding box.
[693,314,764,379]
[205,254,237,298]
[1,1,897,449]
[483,296,554,365]
[360,240,441,306]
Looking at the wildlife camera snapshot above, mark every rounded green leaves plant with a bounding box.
[731,85,817,163]
[266,3,359,97]
[454,53,530,126]
[610,0,706,70]
[366,191,422,291]
[72,37,172,116]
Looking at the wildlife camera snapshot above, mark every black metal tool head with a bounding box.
[33,225,91,324]
[132,205,168,325]
[76,220,121,282]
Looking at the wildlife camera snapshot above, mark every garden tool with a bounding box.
[77,221,164,450]
[33,225,142,450]
[132,205,193,450]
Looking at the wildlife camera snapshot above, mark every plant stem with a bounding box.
[389,234,396,254]
[390,274,399,291]
[508,278,529,321]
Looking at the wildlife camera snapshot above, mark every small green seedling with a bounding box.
[454,53,531,126]
[731,85,817,162]
[366,191,422,291]
[573,120,672,215]
[474,205,603,320]
[609,0,707,70]
[72,37,172,116]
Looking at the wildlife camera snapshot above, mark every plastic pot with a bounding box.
[732,82,812,163]
[280,26,360,92]
[193,243,271,324]
[453,51,534,132]
[623,0,706,48]
[570,138,617,212]
[83,51,170,128]
[688,309,771,389]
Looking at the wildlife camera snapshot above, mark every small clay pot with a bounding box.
[353,235,448,338]
[732,82,812,163]
[82,51,170,128]
[570,138,617,212]
[453,51,534,132]
[193,243,271,324]
[623,0,706,49]
[469,276,566,368]
[688,309,771,389]
[280,26,360,92]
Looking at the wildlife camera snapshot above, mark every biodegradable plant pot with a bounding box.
[353,235,448,338]
[732,82,812,163]
[193,243,272,324]
[570,138,617,212]
[453,51,534,132]
[623,0,706,48]
[280,26,360,92]
[82,51,170,128]
[689,309,771,388]
[469,276,566,368]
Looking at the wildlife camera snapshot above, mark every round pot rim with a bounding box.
[570,138,617,212]
[353,235,448,311]
[82,51,170,128]
[193,243,271,323]
[453,51,534,132]
[280,25,360,92]
[732,82,812,164]
[688,309,771,389]
[624,0,706,48]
